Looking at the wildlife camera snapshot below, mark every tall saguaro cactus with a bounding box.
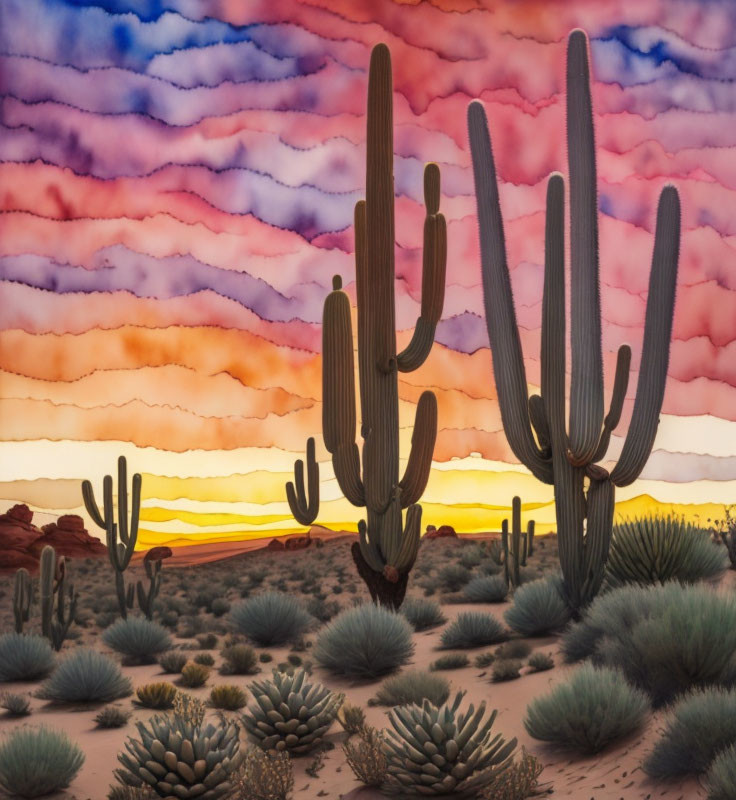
[82,455,141,619]
[40,545,77,651]
[284,43,447,609]
[467,30,680,613]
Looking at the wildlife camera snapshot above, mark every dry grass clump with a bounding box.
[135,682,177,709]
[478,749,545,800]
[344,726,387,787]
[230,748,293,800]
[337,701,366,734]
[179,661,210,688]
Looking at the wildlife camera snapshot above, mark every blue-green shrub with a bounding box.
[605,516,728,589]
[314,604,414,679]
[102,618,172,664]
[524,664,648,754]
[230,592,311,646]
[463,575,508,603]
[706,744,736,800]
[0,634,55,682]
[38,648,132,704]
[437,564,472,592]
[439,612,507,649]
[371,670,450,707]
[644,688,736,779]
[561,583,736,705]
[400,597,446,631]
[0,726,84,798]
[504,576,571,636]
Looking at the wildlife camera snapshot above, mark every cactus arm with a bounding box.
[398,391,437,508]
[610,186,680,487]
[393,503,422,572]
[591,344,631,462]
[541,173,567,449]
[396,164,447,373]
[528,395,550,453]
[81,479,107,529]
[467,100,552,484]
[118,455,129,545]
[579,475,615,602]
[566,30,604,465]
[130,471,141,547]
[286,437,320,525]
[332,444,365,506]
[357,518,384,573]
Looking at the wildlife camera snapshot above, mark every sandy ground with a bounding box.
[0,537,714,800]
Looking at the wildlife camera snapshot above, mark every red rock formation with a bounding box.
[424,524,457,539]
[32,515,106,559]
[266,538,286,551]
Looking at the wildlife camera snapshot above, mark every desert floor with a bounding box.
[0,534,715,800]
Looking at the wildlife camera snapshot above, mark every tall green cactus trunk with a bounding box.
[82,455,141,619]
[13,568,32,634]
[467,30,680,614]
[285,44,447,609]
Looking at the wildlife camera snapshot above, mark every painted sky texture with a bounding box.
[0,0,734,548]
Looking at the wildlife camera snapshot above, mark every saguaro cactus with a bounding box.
[284,44,447,609]
[286,437,319,526]
[82,455,141,619]
[40,545,77,650]
[467,30,680,613]
[13,567,32,633]
[501,496,534,588]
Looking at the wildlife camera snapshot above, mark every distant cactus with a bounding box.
[82,455,141,619]
[285,437,319,526]
[467,30,681,613]
[13,568,32,634]
[40,545,77,651]
[500,497,534,589]
[284,44,447,609]
[136,548,170,621]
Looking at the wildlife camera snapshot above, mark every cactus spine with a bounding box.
[467,30,680,613]
[13,567,32,633]
[329,44,446,608]
[40,545,77,650]
[82,455,141,619]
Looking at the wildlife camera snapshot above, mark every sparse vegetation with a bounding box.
[371,669,450,707]
[430,653,470,671]
[135,682,177,709]
[705,744,736,800]
[38,648,132,704]
[0,633,55,682]
[337,701,366,734]
[210,684,248,711]
[94,706,132,729]
[0,726,84,798]
[102,617,172,664]
[478,748,545,800]
[525,664,648,754]
[504,576,571,636]
[178,661,210,688]
[463,574,509,603]
[232,748,294,800]
[527,652,554,672]
[221,643,259,675]
[157,650,188,674]
[0,691,31,716]
[344,726,387,787]
[491,659,522,682]
[230,592,312,646]
[399,597,447,631]
[439,612,507,649]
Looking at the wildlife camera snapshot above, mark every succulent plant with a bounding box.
[242,668,343,754]
[115,712,241,799]
[382,692,517,796]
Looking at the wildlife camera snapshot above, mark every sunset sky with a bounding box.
[0,0,734,548]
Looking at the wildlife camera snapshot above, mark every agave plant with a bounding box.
[242,668,343,754]
[115,710,241,799]
[382,692,517,796]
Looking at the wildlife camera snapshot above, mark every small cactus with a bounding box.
[12,568,32,634]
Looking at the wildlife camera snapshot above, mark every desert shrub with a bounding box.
[314,604,414,679]
[495,641,532,660]
[221,644,259,675]
[0,726,84,798]
[94,706,132,729]
[527,652,554,672]
[230,592,311,646]
[644,688,736,779]
[259,652,273,663]
[491,659,522,682]
[210,598,231,617]
[243,668,342,753]
[0,691,31,716]
[561,582,736,704]
[102,618,172,664]
[344,726,387,787]
[0,634,55,682]
[382,693,517,795]
[459,544,487,569]
[463,574,509,603]
[437,564,473,592]
[337,701,366,734]
[605,516,728,589]
[524,664,648,754]
[179,662,210,688]
[231,748,293,800]
[504,576,571,636]
[399,597,447,631]
[371,670,450,707]
[209,684,248,711]
[430,653,470,671]
[306,596,340,623]
[157,650,187,674]
[135,682,177,709]
[107,786,155,800]
[439,612,508,649]
[196,633,218,650]
[38,648,132,704]
[194,652,215,667]
[706,744,736,800]
[478,748,544,800]
[474,651,495,668]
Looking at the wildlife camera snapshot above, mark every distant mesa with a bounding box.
[424,524,457,539]
[0,504,106,571]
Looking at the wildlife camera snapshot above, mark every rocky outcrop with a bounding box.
[0,505,106,570]
[424,524,457,539]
